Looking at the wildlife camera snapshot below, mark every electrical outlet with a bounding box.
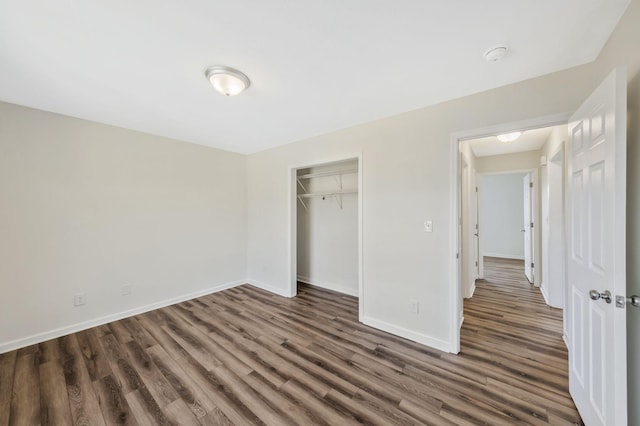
[74,293,87,306]
[424,220,433,233]
[411,301,420,314]
[121,284,132,296]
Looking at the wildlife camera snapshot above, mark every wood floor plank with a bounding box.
[145,344,214,418]
[0,351,17,426]
[2,256,582,425]
[75,329,110,382]
[10,353,40,426]
[35,340,61,365]
[241,371,327,425]
[93,374,137,425]
[121,340,180,409]
[58,335,106,426]
[39,360,73,425]
[161,398,200,426]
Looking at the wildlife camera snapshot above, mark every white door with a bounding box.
[567,68,627,425]
[541,165,550,296]
[523,173,533,282]
[472,177,480,280]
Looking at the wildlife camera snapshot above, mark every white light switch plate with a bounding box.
[424,220,433,233]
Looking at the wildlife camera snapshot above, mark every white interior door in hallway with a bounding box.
[567,68,627,426]
[523,173,534,283]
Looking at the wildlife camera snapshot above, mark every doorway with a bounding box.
[289,154,363,319]
[450,116,569,354]
[477,170,534,283]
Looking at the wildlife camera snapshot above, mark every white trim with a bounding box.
[483,252,525,260]
[0,279,245,355]
[246,279,294,298]
[288,153,364,320]
[449,131,461,354]
[459,311,465,329]
[362,316,450,353]
[450,112,572,355]
[466,282,476,299]
[454,112,571,142]
[540,282,551,305]
[563,334,569,350]
[297,276,359,297]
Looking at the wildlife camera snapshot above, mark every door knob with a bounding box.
[589,289,612,304]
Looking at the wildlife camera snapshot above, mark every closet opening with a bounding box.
[289,155,363,319]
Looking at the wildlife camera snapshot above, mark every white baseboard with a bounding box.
[361,315,451,353]
[246,279,294,298]
[459,310,464,329]
[540,283,551,305]
[0,279,245,355]
[562,333,569,350]
[297,276,359,297]
[465,281,476,299]
[483,252,525,260]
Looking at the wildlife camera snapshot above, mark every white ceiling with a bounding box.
[465,125,566,157]
[0,1,629,154]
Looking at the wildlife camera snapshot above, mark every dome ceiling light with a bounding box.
[205,66,250,96]
[497,131,522,142]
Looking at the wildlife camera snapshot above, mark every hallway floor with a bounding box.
[461,256,582,424]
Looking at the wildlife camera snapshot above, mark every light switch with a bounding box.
[424,220,433,233]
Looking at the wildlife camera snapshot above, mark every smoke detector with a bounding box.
[484,45,509,62]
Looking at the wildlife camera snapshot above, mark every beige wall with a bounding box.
[475,150,541,173]
[0,103,248,351]
[246,0,640,420]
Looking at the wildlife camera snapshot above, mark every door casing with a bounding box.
[449,112,570,353]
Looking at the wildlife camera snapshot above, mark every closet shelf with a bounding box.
[298,190,357,198]
[297,167,358,211]
[297,169,358,180]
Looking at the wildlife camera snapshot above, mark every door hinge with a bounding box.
[530,222,534,228]
[529,182,533,188]
[475,261,478,267]
[475,186,478,192]
[456,253,459,259]
[531,262,534,268]
[475,223,478,230]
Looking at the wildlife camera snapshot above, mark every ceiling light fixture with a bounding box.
[497,131,522,143]
[205,66,250,96]
[484,45,509,62]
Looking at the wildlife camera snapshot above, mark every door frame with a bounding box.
[542,143,566,310]
[288,152,364,320]
[449,112,570,353]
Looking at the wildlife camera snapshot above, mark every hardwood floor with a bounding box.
[1,258,582,425]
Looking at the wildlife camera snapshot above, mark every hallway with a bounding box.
[461,256,582,424]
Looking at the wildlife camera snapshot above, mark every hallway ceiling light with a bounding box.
[205,66,250,96]
[497,131,522,142]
